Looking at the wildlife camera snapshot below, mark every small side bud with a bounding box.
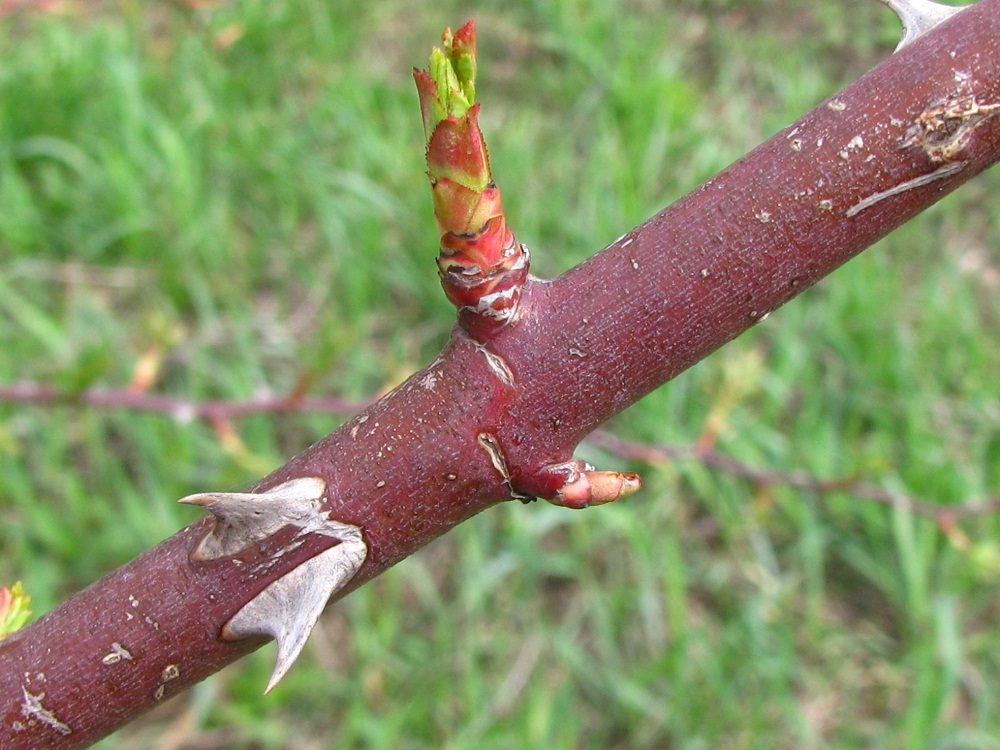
[539,460,643,510]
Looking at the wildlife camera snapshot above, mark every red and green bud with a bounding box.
[0,582,32,639]
[414,20,529,340]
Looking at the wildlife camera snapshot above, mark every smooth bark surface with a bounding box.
[3,4,1000,748]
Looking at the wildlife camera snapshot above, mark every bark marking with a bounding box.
[476,433,532,501]
[476,345,515,389]
[101,642,133,665]
[19,686,72,736]
[846,161,964,217]
[902,93,1000,163]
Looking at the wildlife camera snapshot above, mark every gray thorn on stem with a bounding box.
[179,477,368,693]
[876,0,967,51]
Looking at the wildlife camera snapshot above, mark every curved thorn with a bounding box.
[180,477,368,692]
[876,0,966,51]
[179,477,329,560]
[223,525,366,694]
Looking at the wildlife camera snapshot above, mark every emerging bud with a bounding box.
[414,20,530,341]
[552,468,643,509]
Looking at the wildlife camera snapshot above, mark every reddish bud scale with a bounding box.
[437,214,530,339]
[432,181,531,339]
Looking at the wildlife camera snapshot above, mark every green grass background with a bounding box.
[2,0,1000,748]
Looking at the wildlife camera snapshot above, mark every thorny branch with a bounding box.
[4,2,1000,747]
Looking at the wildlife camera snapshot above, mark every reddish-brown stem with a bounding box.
[3,5,1000,748]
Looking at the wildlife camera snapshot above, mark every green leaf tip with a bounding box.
[0,581,32,639]
[444,22,477,109]
[415,20,478,139]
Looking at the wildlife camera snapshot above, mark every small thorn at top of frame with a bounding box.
[876,0,967,51]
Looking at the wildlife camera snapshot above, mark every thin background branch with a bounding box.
[3,381,996,522]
